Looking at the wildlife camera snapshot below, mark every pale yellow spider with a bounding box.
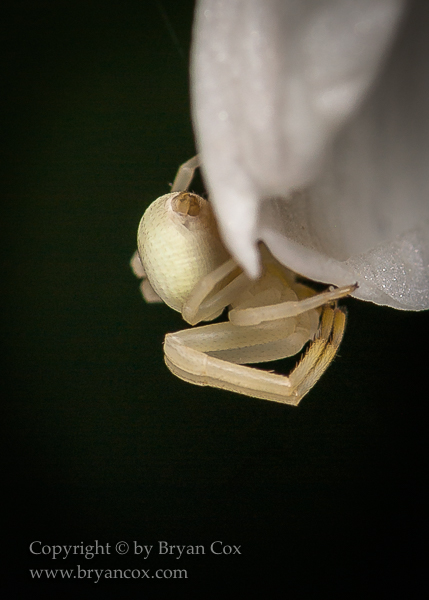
[131,156,357,405]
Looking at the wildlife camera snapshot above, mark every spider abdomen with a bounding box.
[137,192,229,311]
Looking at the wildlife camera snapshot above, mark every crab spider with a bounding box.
[131,156,357,405]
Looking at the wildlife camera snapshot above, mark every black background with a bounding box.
[1,0,427,593]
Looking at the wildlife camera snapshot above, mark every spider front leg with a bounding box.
[163,305,346,405]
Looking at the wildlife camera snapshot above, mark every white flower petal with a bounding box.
[191,0,429,310]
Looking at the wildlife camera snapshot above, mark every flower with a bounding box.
[190,0,429,310]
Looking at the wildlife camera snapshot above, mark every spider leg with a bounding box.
[163,305,345,405]
[171,155,200,192]
[229,283,357,326]
[140,279,163,303]
[130,250,145,278]
[181,258,249,325]
[130,250,163,303]
[289,306,347,403]
[164,332,298,405]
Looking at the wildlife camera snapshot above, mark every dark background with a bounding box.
[1,0,427,593]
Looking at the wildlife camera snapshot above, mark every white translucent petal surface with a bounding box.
[191,0,429,310]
